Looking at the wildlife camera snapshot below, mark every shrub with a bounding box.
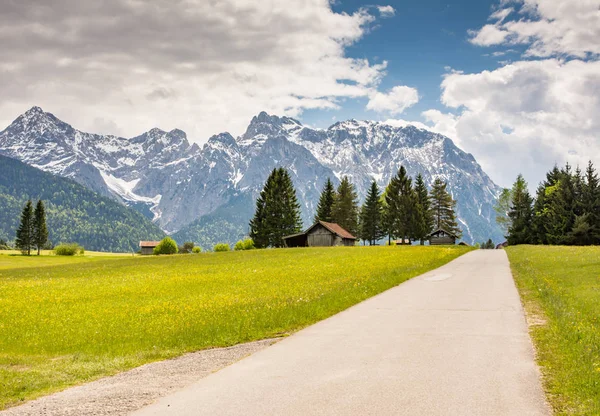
[213,243,230,252]
[234,239,255,251]
[54,243,83,256]
[179,241,195,254]
[153,237,178,255]
[192,246,202,254]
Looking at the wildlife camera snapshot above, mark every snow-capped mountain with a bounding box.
[0,107,503,244]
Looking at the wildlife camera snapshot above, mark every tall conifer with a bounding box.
[314,178,335,223]
[331,176,359,235]
[506,175,533,245]
[15,200,34,255]
[33,199,49,255]
[413,173,433,244]
[430,178,462,238]
[249,168,302,248]
[359,181,383,245]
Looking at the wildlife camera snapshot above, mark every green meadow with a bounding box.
[507,246,600,415]
[0,245,469,409]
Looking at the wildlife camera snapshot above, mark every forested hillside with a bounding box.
[0,155,165,252]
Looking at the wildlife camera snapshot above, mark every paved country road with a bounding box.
[133,250,550,416]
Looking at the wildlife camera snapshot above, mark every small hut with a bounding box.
[283,221,356,247]
[427,228,458,245]
[139,241,160,255]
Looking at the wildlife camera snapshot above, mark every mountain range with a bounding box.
[0,154,165,252]
[0,107,503,248]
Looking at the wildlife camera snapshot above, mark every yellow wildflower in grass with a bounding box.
[0,245,469,409]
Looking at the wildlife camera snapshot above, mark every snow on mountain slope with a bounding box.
[0,107,504,244]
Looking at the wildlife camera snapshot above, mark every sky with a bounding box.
[0,0,599,190]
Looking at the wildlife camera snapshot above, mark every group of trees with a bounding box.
[497,161,600,246]
[15,199,48,255]
[250,166,462,248]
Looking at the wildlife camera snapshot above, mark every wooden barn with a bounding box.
[427,228,458,245]
[283,221,357,248]
[139,241,160,255]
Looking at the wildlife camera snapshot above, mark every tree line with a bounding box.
[497,161,600,246]
[15,199,49,255]
[249,167,462,248]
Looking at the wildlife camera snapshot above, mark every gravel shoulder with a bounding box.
[0,339,278,416]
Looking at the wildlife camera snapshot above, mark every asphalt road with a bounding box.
[133,250,550,416]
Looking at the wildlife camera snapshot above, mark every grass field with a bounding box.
[506,246,600,415]
[0,250,134,270]
[0,245,469,409]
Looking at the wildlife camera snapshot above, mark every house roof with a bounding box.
[283,221,357,241]
[427,228,458,239]
[139,241,161,247]
[310,221,356,240]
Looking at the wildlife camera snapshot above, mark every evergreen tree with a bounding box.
[582,161,600,244]
[249,168,303,248]
[413,173,433,244]
[532,165,561,244]
[15,200,34,255]
[506,175,533,245]
[430,178,462,238]
[383,166,417,244]
[314,178,335,223]
[33,199,49,255]
[331,176,359,235]
[359,181,384,245]
[545,164,576,245]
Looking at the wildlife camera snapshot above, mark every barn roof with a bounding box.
[309,221,356,240]
[427,228,458,239]
[139,241,161,247]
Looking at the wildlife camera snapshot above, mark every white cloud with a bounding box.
[377,5,396,18]
[366,85,419,115]
[0,0,388,141]
[468,0,600,58]
[422,59,600,189]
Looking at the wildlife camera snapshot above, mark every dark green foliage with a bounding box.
[314,178,335,223]
[430,177,462,238]
[515,161,600,246]
[213,243,230,252]
[0,238,11,250]
[331,176,359,236]
[54,243,84,256]
[33,200,49,255]
[383,166,417,244]
[153,237,178,255]
[179,241,195,254]
[359,181,384,245]
[506,175,534,245]
[413,173,434,244]
[15,200,34,255]
[249,168,303,248]
[0,155,165,252]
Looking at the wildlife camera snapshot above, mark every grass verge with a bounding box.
[506,245,600,415]
[0,245,469,409]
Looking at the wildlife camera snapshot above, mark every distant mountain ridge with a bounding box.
[0,154,165,252]
[0,107,504,245]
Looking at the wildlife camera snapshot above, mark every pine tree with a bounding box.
[331,176,359,236]
[15,200,34,255]
[506,175,533,245]
[383,166,417,244]
[430,178,462,238]
[359,181,383,245]
[413,173,433,245]
[314,178,335,223]
[545,165,576,245]
[249,168,303,248]
[33,199,49,255]
[582,161,600,244]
